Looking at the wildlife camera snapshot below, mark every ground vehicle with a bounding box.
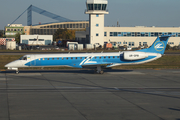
[127,46,132,50]
[119,46,126,50]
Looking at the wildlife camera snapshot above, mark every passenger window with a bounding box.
[43,58,44,60]
[66,58,68,60]
[57,58,59,60]
[71,57,73,59]
[108,57,110,58]
[75,57,77,59]
[104,57,106,59]
[99,57,101,59]
[47,58,49,60]
[80,57,82,59]
[52,58,54,60]
[62,58,64,60]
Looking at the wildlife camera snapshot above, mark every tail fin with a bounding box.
[138,35,172,54]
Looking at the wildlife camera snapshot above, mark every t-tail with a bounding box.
[138,35,172,54]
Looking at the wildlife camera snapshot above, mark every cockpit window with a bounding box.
[19,56,27,60]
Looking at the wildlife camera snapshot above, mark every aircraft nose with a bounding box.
[5,60,22,68]
[5,63,10,67]
[5,62,15,68]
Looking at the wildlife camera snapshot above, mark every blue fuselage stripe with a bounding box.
[25,55,157,68]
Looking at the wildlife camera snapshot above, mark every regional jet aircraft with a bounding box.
[5,35,172,74]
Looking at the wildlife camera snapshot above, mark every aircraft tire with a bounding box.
[100,71,104,74]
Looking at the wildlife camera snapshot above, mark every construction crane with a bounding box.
[9,5,73,26]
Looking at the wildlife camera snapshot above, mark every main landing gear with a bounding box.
[96,65,104,74]
[15,68,19,74]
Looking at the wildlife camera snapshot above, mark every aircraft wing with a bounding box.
[80,60,113,68]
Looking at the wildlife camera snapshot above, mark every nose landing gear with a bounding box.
[15,68,19,74]
[6,67,19,74]
[16,70,19,74]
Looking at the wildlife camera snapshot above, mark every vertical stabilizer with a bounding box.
[138,35,172,54]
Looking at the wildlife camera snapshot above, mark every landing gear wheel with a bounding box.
[96,65,104,74]
[96,70,104,74]
[100,71,104,74]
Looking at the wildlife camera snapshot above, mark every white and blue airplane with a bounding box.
[5,35,172,74]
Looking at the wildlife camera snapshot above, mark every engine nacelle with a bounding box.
[124,52,148,60]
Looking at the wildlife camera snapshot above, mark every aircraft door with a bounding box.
[30,55,36,66]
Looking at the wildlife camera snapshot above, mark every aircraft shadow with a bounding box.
[1,69,133,74]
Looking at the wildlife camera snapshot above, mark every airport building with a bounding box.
[20,35,53,45]
[28,21,89,35]
[5,24,24,37]
[5,21,89,37]
[103,26,180,47]
[0,38,15,45]
[4,1,180,48]
[75,0,180,47]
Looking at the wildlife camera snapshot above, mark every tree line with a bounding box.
[0,30,3,37]
[53,28,76,41]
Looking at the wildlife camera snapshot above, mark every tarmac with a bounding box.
[0,69,180,120]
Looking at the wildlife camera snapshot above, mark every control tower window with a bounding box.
[88,4,93,10]
[102,4,107,10]
[98,4,101,10]
[87,4,107,10]
[88,4,106,10]
[94,4,98,10]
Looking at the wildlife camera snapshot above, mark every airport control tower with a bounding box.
[85,0,109,46]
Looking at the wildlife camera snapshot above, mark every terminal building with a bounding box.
[103,26,180,47]
[5,21,89,37]
[76,0,180,47]
[28,21,89,35]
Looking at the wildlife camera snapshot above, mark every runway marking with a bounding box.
[107,71,145,75]
[7,73,41,76]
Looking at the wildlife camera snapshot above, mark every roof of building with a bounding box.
[87,0,108,4]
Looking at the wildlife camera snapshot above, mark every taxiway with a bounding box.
[0,69,180,120]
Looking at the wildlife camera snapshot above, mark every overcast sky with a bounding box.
[0,0,180,30]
